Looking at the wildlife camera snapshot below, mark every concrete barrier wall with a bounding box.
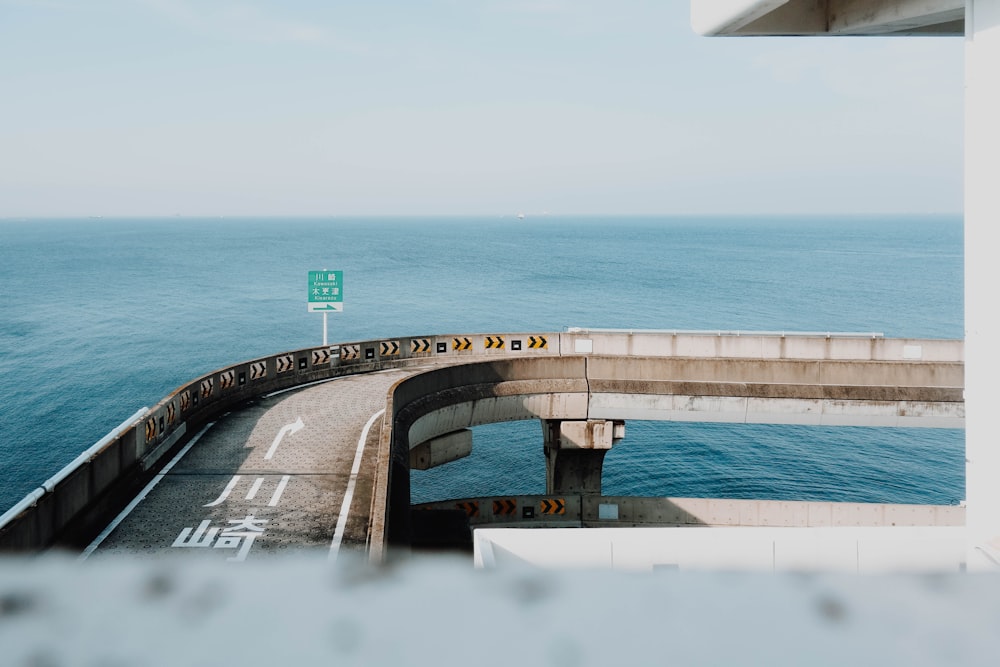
[395,358,591,448]
[474,525,968,573]
[561,331,964,362]
[0,330,965,553]
[584,356,963,396]
[584,356,964,427]
[414,495,966,529]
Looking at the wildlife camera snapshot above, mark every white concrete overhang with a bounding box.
[691,0,965,36]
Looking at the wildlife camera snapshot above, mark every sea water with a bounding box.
[0,215,964,513]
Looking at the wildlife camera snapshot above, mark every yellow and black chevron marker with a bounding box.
[492,498,517,516]
[166,402,176,425]
[250,361,267,380]
[200,378,214,399]
[276,354,294,373]
[144,417,156,442]
[411,338,431,354]
[380,340,400,356]
[539,498,566,515]
[220,370,235,390]
[484,335,505,350]
[528,335,548,349]
[341,345,360,361]
[456,501,479,518]
[452,337,472,351]
[312,348,333,365]
[180,390,191,412]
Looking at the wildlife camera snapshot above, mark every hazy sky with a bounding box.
[0,0,964,217]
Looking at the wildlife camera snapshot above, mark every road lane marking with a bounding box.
[204,475,241,507]
[268,475,291,507]
[264,416,304,460]
[245,477,264,501]
[329,408,385,561]
[80,421,216,560]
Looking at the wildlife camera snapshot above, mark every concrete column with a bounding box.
[542,419,624,495]
[965,0,1000,571]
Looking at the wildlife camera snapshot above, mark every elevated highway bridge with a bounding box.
[0,330,964,565]
[1,2,994,662]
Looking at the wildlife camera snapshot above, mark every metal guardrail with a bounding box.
[0,407,149,531]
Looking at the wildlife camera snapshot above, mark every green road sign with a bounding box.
[308,270,343,312]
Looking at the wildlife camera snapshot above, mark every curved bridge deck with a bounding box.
[84,370,420,560]
[0,330,965,563]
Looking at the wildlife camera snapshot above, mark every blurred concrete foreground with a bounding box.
[1,552,998,666]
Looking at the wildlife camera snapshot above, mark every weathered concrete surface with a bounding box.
[85,371,414,562]
[391,356,963,471]
[601,356,968,423]
[542,420,615,495]
[557,420,616,450]
[409,429,473,470]
[414,495,965,529]
[563,331,963,362]
[585,356,963,398]
[394,357,591,450]
[4,555,999,666]
[393,355,963,460]
[589,392,964,427]
[377,351,963,554]
[475,525,968,573]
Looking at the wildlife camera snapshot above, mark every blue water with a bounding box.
[0,216,964,513]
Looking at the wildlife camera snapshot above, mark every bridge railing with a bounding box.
[561,329,963,362]
[413,495,966,529]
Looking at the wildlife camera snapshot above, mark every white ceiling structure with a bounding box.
[692,0,1000,572]
[691,0,964,36]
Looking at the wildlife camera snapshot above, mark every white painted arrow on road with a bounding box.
[264,417,304,460]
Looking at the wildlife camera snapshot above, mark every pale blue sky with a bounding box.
[0,0,964,217]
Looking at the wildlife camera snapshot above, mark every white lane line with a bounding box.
[204,475,241,507]
[329,408,385,561]
[245,477,264,501]
[80,421,216,560]
[264,417,304,460]
[268,475,291,507]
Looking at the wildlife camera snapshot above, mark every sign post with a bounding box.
[308,270,343,346]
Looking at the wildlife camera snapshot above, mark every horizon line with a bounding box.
[0,211,964,222]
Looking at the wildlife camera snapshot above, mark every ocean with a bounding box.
[0,215,965,515]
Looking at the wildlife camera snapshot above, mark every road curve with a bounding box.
[84,369,416,562]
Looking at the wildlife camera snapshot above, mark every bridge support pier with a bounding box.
[542,419,624,495]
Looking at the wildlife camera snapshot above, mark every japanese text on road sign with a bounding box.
[308,270,343,312]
